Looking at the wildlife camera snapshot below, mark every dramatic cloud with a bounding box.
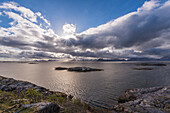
[70,0,170,59]
[0,0,170,60]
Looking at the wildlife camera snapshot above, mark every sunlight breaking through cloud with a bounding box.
[61,23,76,39]
[0,0,170,60]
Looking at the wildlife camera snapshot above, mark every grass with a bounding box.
[0,90,36,112]
[0,89,110,113]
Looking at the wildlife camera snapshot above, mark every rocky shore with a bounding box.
[113,86,170,113]
[0,76,50,93]
[0,75,108,113]
[0,75,169,113]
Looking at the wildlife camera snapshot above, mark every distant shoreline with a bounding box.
[0,60,170,63]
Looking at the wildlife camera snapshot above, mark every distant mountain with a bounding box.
[95,58,170,62]
[97,58,126,61]
[128,57,170,61]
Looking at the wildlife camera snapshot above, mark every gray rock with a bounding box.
[38,103,60,113]
[0,75,66,97]
[21,102,60,113]
[113,86,170,113]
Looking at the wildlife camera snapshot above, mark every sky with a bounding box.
[0,0,170,61]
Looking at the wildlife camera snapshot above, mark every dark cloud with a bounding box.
[0,0,170,60]
[0,36,29,47]
[18,51,57,59]
[73,0,170,50]
[142,48,170,58]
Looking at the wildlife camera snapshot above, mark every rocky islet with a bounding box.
[55,66,104,72]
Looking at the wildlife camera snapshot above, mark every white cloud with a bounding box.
[36,12,51,27]
[0,2,37,22]
[75,0,170,51]
[0,0,170,60]
[63,23,76,34]
[0,2,61,60]
[61,23,76,39]
[137,0,160,11]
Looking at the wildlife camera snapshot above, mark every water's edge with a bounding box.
[0,75,110,113]
[1,75,169,113]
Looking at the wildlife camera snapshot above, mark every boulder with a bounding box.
[38,103,60,113]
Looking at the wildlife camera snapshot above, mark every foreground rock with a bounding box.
[0,75,109,113]
[55,66,104,72]
[21,102,60,113]
[38,103,60,113]
[113,86,170,113]
[0,76,52,94]
[22,102,60,113]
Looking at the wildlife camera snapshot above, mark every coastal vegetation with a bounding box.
[0,76,110,113]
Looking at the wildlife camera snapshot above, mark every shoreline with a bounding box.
[113,86,170,112]
[0,75,109,113]
[0,75,169,112]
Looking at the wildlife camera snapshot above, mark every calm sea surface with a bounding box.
[0,61,170,108]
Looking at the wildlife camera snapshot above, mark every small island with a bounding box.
[55,67,104,72]
[136,63,167,66]
[133,63,167,71]
[133,68,153,70]
[28,62,38,64]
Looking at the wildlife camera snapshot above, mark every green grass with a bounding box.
[0,89,110,113]
[47,93,66,104]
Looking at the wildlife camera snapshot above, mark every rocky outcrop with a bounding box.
[38,103,60,113]
[21,102,60,113]
[0,75,109,113]
[55,67,104,72]
[113,86,170,113]
[0,76,45,92]
[0,76,66,97]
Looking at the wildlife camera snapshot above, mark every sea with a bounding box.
[0,61,170,109]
